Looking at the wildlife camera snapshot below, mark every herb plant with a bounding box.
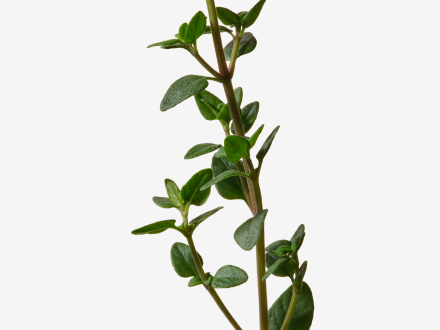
[132,1,314,329]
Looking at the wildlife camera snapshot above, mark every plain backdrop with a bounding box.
[1,0,439,329]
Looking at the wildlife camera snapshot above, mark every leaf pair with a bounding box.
[179,11,206,44]
[217,1,266,30]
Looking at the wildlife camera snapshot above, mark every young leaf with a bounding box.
[224,136,251,163]
[256,125,280,168]
[268,283,314,330]
[272,245,293,256]
[131,220,178,235]
[290,224,305,244]
[211,265,249,289]
[194,90,223,120]
[181,169,213,206]
[179,23,188,40]
[249,124,264,147]
[214,146,227,158]
[266,253,291,277]
[231,101,259,134]
[242,0,266,29]
[148,39,183,48]
[184,11,207,44]
[188,276,203,287]
[190,206,223,230]
[234,87,243,107]
[160,75,208,111]
[165,179,183,208]
[224,32,257,61]
[216,104,232,123]
[262,257,290,281]
[294,261,308,294]
[237,11,248,22]
[234,209,268,251]
[216,7,241,27]
[184,143,222,160]
[170,242,203,278]
[204,277,213,286]
[200,169,250,191]
[266,240,293,253]
[152,196,177,209]
[211,155,247,201]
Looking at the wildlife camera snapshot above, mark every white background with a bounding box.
[1,0,439,329]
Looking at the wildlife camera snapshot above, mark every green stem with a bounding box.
[228,29,242,77]
[279,288,300,330]
[189,47,225,80]
[186,234,243,330]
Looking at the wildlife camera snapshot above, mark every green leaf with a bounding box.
[211,155,247,201]
[190,206,223,230]
[224,135,251,163]
[293,262,308,294]
[204,25,234,36]
[242,0,266,29]
[224,32,257,61]
[170,242,203,278]
[266,252,291,277]
[273,245,293,257]
[184,143,222,160]
[231,101,259,134]
[148,39,183,48]
[152,196,177,209]
[234,209,268,251]
[216,104,232,123]
[179,23,188,40]
[262,257,290,281]
[131,220,177,235]
[214,146,227,158]
[234,87,243,107]
[188,276,203,287]
[266,240,293,253]
[216,7,241,27]
[211,265,248,289]
[290,224,305,244]
[165,179,183,208]
[256,125,280,168]
[184,11,207,44]
[161,44,188,50]
[268,283,314,330]
[181,169,213,206]
[291,224,306,255]
[249,124,264,148]
[194,90,223,120]
[204,277,213,286]
[201,169,249,191]
[160,75,208,111]
[237,11,248,22]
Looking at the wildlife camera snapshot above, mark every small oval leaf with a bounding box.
[234,209,268,251]
[211,265,248,289]
[224,32,257,61]
[131,220,177,235]
[184,143,222,160]
[170,242,203,278]
[160,75,208,111]
[181,169,213,206]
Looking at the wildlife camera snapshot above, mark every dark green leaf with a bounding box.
[184,143,222,160]
[184,11,207,44]
[204,25,234,35]
[179,23,188,40]
[204,277,213,286]
[290,224,305,244]
[216,104,232,123]
[148,39,183,48]
[262,257,290,281]
[273,245,293,256]
[256,125,280,168]
[224,32,257,61]
[234,87,243,107]
[181,169,213,206]
[131,220,177,235]
[211,265,248,289]
[224,136,251,163]
[237,11,248,22]
[161,44,188,50]
[216,7,241,27]
[214,146,227,158]
[269,283,314,330]
[266,253,291,277]
[171,242,203,278]
[293,262,308,294]
[234,209,268,251]
[249,124,264,147]
[242,0,266,29]
[194,90,223,120]
[160,75,208,111]
[188,276,203,287]
[201,169,249,191]
[165,179,183,208]
[231,101,259,134]
[211,155,247,201]
[152,196,177,209]
[266,240,293,253]
[291,225,306,255]
[190,206,223,230]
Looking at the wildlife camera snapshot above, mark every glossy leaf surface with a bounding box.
[190,206,223,230]
[234,87,243,107]
[224,136,251,163]
[165,179,183,208]
[234,209,268,251]
[181,169,212,206]
[211,155,246,201]
[241,102,259,133]
[268,283,314,330]
[194,90,223,120]
[152,196,177,209]
[256,125,280,167]
[217,7,241,27]
[224,32,257,61]
[179,23,188,40]
[201,169,249,191]
[216,104,232,123]
[160,75,208,111]
[249,124,264,147]
[242,0,266,29]
[131,220,177,235]
[184,11,206,44]
[170,242,203,278]
[211,265,249,289]
[184,143,222,159]
[214,147,227,158]
[148,39,183,48]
